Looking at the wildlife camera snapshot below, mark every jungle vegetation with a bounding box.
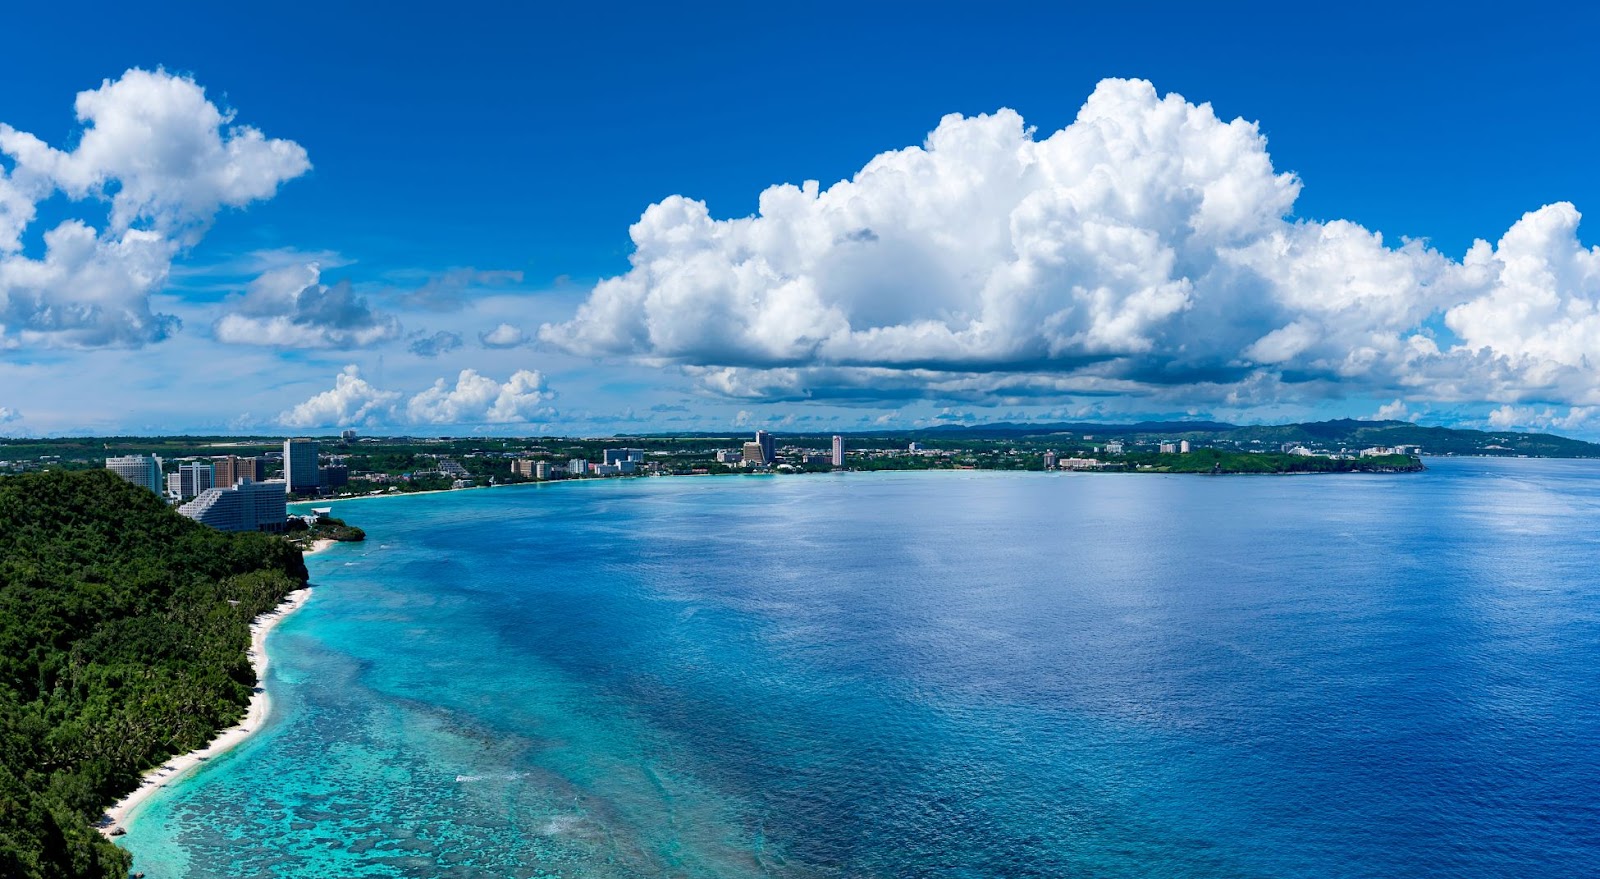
[0,470,307,879]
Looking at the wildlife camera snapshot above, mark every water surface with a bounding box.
[122,461,1600,877]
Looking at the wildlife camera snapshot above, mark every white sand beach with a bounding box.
[97,585,315,837]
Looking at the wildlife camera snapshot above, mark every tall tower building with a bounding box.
[106,455,163,494]
[284,438,321,494]
[755,430,775,465]
[175,462,215,500]
[831,435,844,467]
[212,454,262,488]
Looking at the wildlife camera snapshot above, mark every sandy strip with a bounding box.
[97,585,315,837]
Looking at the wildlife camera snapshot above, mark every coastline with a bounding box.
[97,583,316,837]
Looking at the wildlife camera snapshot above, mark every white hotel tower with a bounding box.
[105,455,164,494]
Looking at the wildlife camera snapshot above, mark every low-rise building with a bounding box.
[1059,457,1105,471]
[437,459,470,478]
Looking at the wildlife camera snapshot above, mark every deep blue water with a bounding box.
[121,460,1600,877]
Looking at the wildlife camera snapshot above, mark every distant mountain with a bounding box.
[856,419,1600,457]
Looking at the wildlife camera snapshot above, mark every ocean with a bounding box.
[119,459,1600,877]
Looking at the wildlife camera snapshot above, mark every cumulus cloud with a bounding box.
[213,262,402,348]
[0,68,307,348]
[1486,404,1596,433]
[277,366,401,428]
[279,365,556,428]
[408,330,463,357]
[0,406,19,423]
[1368,399,1414,422]
[539,77,1600,412]
[479,322,529,348]
[406,368,555,424]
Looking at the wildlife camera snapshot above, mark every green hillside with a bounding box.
[1211,420,1600,457]
[0,470,307,879]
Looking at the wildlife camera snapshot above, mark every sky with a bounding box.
[3,2,1600,437]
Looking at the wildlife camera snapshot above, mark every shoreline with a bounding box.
[97,584,315,837]
[297,464,1429,510]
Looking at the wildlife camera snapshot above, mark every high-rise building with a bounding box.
[568,458,588,476]
[755,430,774,464]
[603,448,645,472]
[535,461,552,479]
[319,465,349,488]
[177,462,214,500]
[742,442,766,464]
[212,454,265,488]
[340,428,358,442]
[284,439,320,494]
[1043,451,1058,470]
[831,435,844,467]
[106,455,163,494]
[1179,440,1191,454]
[213,455,239,488]
[1159,442,1178,454]
[178,479,288,533]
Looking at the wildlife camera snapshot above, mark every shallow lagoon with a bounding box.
[122,460,1600,877]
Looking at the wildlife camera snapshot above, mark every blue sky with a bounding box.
[3,3,1600,436]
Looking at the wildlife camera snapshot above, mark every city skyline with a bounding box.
[4,6,1600,437]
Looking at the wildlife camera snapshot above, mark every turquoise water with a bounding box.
[121,461,1600,877]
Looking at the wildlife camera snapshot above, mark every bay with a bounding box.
[120,459,1600,877]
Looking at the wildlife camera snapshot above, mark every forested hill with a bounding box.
[0,470,308,879]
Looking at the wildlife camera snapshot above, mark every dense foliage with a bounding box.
[285,516,366,548]
[0,470,307,879]
[1117,449,1423,473]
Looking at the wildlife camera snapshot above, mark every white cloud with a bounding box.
[279,365,556,428]
[0,221,181,347]
[0,406,19,423]
[1446,203,1600,378]
[479,322,528,348]
[1486,404,1596,433]
[0,68,308,241]
[213,262,402,348]
[406,368,555,424]
[0,68,307,349]
[540,77,1600,412]
[277,365,401,428]
[1369,399,1413,422]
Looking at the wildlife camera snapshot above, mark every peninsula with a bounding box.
[0,470,308,879]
